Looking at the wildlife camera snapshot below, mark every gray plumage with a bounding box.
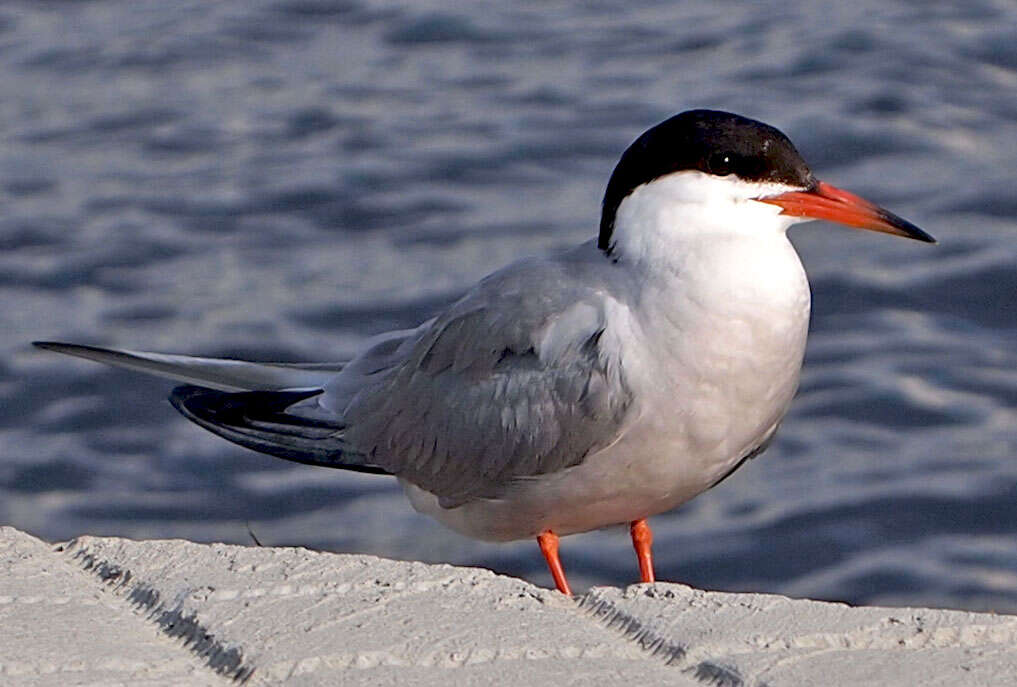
[336,245,633,507]
[34,241,634,509]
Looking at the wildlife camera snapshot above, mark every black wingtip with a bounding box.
[169,384,325,423]
[169,384,390,475]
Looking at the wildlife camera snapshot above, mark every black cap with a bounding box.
[599,110,815,253]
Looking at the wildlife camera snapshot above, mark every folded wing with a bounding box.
[339,257,634,507]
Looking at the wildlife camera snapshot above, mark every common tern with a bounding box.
[36,109,934,595]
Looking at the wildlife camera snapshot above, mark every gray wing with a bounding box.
[337,255,633,508]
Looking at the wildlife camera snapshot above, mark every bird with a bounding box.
[35,109,935,596]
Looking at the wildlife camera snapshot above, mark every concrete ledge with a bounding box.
[1,526,1015,686]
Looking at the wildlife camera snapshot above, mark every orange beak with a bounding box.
[759,181,935,243]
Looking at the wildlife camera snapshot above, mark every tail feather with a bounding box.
[170,385,389,474]
[34,340,387,473]
[33,341,344,392]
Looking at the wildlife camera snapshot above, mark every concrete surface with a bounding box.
[1,526,1015,686]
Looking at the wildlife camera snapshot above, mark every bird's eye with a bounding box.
[708,153,733,176]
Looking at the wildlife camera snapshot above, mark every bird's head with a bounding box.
[599,109,934,257]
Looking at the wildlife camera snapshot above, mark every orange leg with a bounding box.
[537,530,572,596]
[629,518,655,584]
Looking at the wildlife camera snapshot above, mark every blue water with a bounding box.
[3,1,1016,611]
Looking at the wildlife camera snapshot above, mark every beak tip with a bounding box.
[890,214,936,244]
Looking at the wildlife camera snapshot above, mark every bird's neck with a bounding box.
[602,175,811,338]
[606,173,799,273]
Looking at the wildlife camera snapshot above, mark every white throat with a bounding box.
[609,171,807,267]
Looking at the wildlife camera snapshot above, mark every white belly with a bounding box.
[407,234,811,541]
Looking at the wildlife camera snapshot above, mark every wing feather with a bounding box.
[340,258,633,507]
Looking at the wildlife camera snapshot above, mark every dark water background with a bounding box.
[3,1,1016,611]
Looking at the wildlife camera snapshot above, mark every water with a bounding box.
[3,0,1016,612]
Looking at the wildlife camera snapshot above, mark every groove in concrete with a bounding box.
[61,541,255,684]
[576,589,758,687]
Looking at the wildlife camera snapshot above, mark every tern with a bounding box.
[35,109,934,596]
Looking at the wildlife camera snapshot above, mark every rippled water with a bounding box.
[3,1,1016,611]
